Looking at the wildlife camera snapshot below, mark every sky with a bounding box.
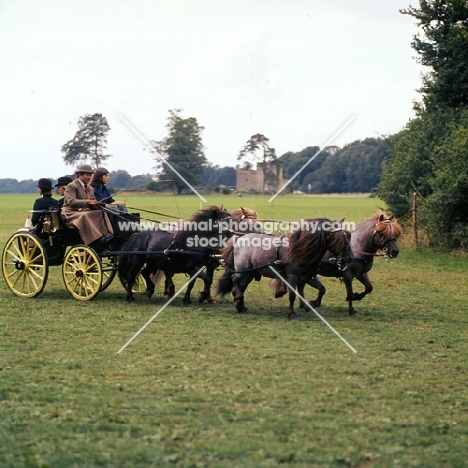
[0,0,426,182]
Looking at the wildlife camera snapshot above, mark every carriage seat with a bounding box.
[32,208,76,232]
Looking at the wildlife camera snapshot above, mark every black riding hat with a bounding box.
[37,178,53,191]
[55,176,73,187]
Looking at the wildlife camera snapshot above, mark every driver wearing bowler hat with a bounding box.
[61,164,114,245]
[31,178,59,227]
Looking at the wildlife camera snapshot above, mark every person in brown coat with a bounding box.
[61,164,114,245]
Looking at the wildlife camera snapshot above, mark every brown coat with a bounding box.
[61,179,113,245]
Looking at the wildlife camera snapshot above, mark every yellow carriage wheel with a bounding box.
[62,245,102,301]
[2,232,48,298]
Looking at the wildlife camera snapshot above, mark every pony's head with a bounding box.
[371,212,402,258]
[239,206,258,220]
[223,207,260,235]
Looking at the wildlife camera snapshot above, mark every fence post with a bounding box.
[412,191,418,248]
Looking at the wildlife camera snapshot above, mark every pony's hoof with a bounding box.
[289,313,299,321]
[207,299,217,304]
[237,307,248,314]
[349,310,359,317]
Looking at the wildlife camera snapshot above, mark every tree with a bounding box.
[379,1,468,249]
[238,133,278,194]
[204,164,236,188]
[150,109,207,194]
[402,0,468,110]
[61,113,111,167]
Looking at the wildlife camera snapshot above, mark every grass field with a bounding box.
[0,193,467,467]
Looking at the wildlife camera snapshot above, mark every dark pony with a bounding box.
[217,218,353,320]
[118,205,230,304]
[273,212,402,316]
[151,206,260,301]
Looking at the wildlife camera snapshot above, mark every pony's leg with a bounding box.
[306,276,326,308]
[297,281,309,309]
[198,263,215,303]
[232,273,253,313]
[343,272,358,316]
[287,275,299,321]
[124,259,146,303]
[141,265,155,299]
[274,279,288,298]
[182,277,195,304]
[182,266,204,304]
[164,274,175,298]
[351,272,373,301]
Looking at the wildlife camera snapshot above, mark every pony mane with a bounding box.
[174,205,230,247]
[190,205,230,223]
[285,218,329,267]
[368,211,403,242]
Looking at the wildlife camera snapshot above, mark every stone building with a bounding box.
[236,163,288,193]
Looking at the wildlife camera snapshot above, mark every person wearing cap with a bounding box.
[61,164,114,245]
[31,178,59,226]
[90,168,127,212]
[55,176,73,208]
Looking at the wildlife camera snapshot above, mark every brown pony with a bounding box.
[271,212,402,316]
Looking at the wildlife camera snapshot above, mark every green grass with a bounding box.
[1,194,467,467]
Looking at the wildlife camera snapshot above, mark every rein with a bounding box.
[125,206,182,220]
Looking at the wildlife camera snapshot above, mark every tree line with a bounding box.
[0,136,387,195]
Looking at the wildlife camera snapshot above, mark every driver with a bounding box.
[61,164,114,245]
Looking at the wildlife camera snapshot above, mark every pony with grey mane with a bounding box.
[217,218,353,320]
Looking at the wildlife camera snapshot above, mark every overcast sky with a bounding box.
[0,0,425,181]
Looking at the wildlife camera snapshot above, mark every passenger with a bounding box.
[61,164,114,245]
[55,176,73,208]
[31,178,59,226]
[90,167,127,213]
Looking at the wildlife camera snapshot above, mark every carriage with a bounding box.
[2,207,141,301]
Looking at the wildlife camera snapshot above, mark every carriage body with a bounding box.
[2,208,141,300]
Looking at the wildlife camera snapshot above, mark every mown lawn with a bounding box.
[0,194,467,467]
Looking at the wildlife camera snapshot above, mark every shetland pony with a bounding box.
[271,212,402,316]
[217,218,353,320]
[118,206,230,304]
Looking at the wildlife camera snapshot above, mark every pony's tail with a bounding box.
[267,278,288,298]
[217,238,235,297]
